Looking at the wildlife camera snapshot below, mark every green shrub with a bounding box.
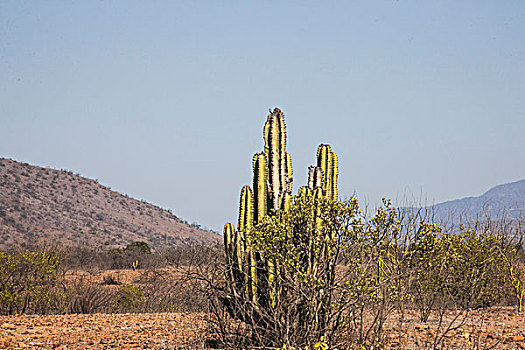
[0,248,63,315]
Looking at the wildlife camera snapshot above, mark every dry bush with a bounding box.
[0,241,220,315]
[66,276,113,313]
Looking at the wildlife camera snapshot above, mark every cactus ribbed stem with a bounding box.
[252,153,268,225]
[331,152,338,200]
[223,223,235,289]
[223,223,235,266]
[308,166,323,190]
[286,153,293,192]
[234,229,245,286]
[313,187,324,231]
[278,113,287,196]
[282,193,293,211]
[238,185,257,301]
[298,186,312,197]
[316,144,338,201]
[245,236,258,305]
[238,185,254,231]
[264,108,293,211]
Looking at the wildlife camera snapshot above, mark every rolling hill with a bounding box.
[0,158,220,249]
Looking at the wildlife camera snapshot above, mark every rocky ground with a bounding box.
[380,307,525,349]
[0,308,524,349]
[0,313,210,349]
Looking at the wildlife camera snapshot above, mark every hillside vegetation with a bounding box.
[0,158,219,249]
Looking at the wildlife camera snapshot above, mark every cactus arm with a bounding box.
[248,248,258,305]
[316,144,331,197]
[252,153,268,225]
[224,223,235,265]
[223,223,235,292]
[263,111,271,161]
[331,152,338,201]
[298,185,312,197]
[238,185,257,301]
[316,144,338,200]
[313,187,324,232]
[308,166,323,190]
[308,166,315,189]
[264,108,290,211]
[326,150,333,199]
[278,112,287,199]
[266,112,281,210]
[238,185,254,232]
[317,144,328,195]
[315,167,323,189]
[286,152,293,193]
[282,193,293,211]
[234,229,244,285]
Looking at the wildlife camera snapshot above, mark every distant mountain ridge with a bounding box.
[0,158,219,249]
[431,179,525,223]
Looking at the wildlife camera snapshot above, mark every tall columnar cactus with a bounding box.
[223,107,339,318]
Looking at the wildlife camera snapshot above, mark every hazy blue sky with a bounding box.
[1,1,524,232]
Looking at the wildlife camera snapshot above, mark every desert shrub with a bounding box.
[472,217,525,312]
[62,245,114,270]
[0,248,64,315]
[408,222,517,320]
[161,244,222,269]
[338,199,412,347]
[62,243,169,271]
[124,241,152,256]
[447,228,508,309]
[113,283,144,313]
[66,277,113,313]
[135,268,210,313]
